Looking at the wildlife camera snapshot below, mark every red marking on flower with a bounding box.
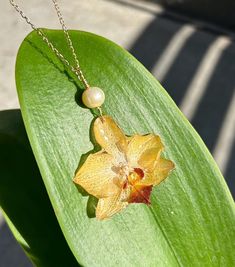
[134,168,144,179]
[122,180,128,189]
[128,185,152,205]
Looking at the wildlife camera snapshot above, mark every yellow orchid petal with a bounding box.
[73,152,120,198]
[138,158,175,186]
[96,191,128,220]
[139,147,162,170]
[93,116,127,164]
[127,134,164,169]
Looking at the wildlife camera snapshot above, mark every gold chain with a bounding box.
[9,0,90,89]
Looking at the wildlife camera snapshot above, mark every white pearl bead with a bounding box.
[82,87,105,108]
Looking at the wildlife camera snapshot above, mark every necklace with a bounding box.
[10,0,175,220]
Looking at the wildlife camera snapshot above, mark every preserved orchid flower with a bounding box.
[74,116,174,220]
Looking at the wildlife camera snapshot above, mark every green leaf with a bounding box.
[0,109,78,267]
[15,29,235,266]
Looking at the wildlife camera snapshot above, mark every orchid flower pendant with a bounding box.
[73,116,174,220]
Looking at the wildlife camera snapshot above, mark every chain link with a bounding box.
[9,0,90,89]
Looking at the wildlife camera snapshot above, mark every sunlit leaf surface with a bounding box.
[14,30,235,266]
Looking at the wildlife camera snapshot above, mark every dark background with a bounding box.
[152,0,235,30]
